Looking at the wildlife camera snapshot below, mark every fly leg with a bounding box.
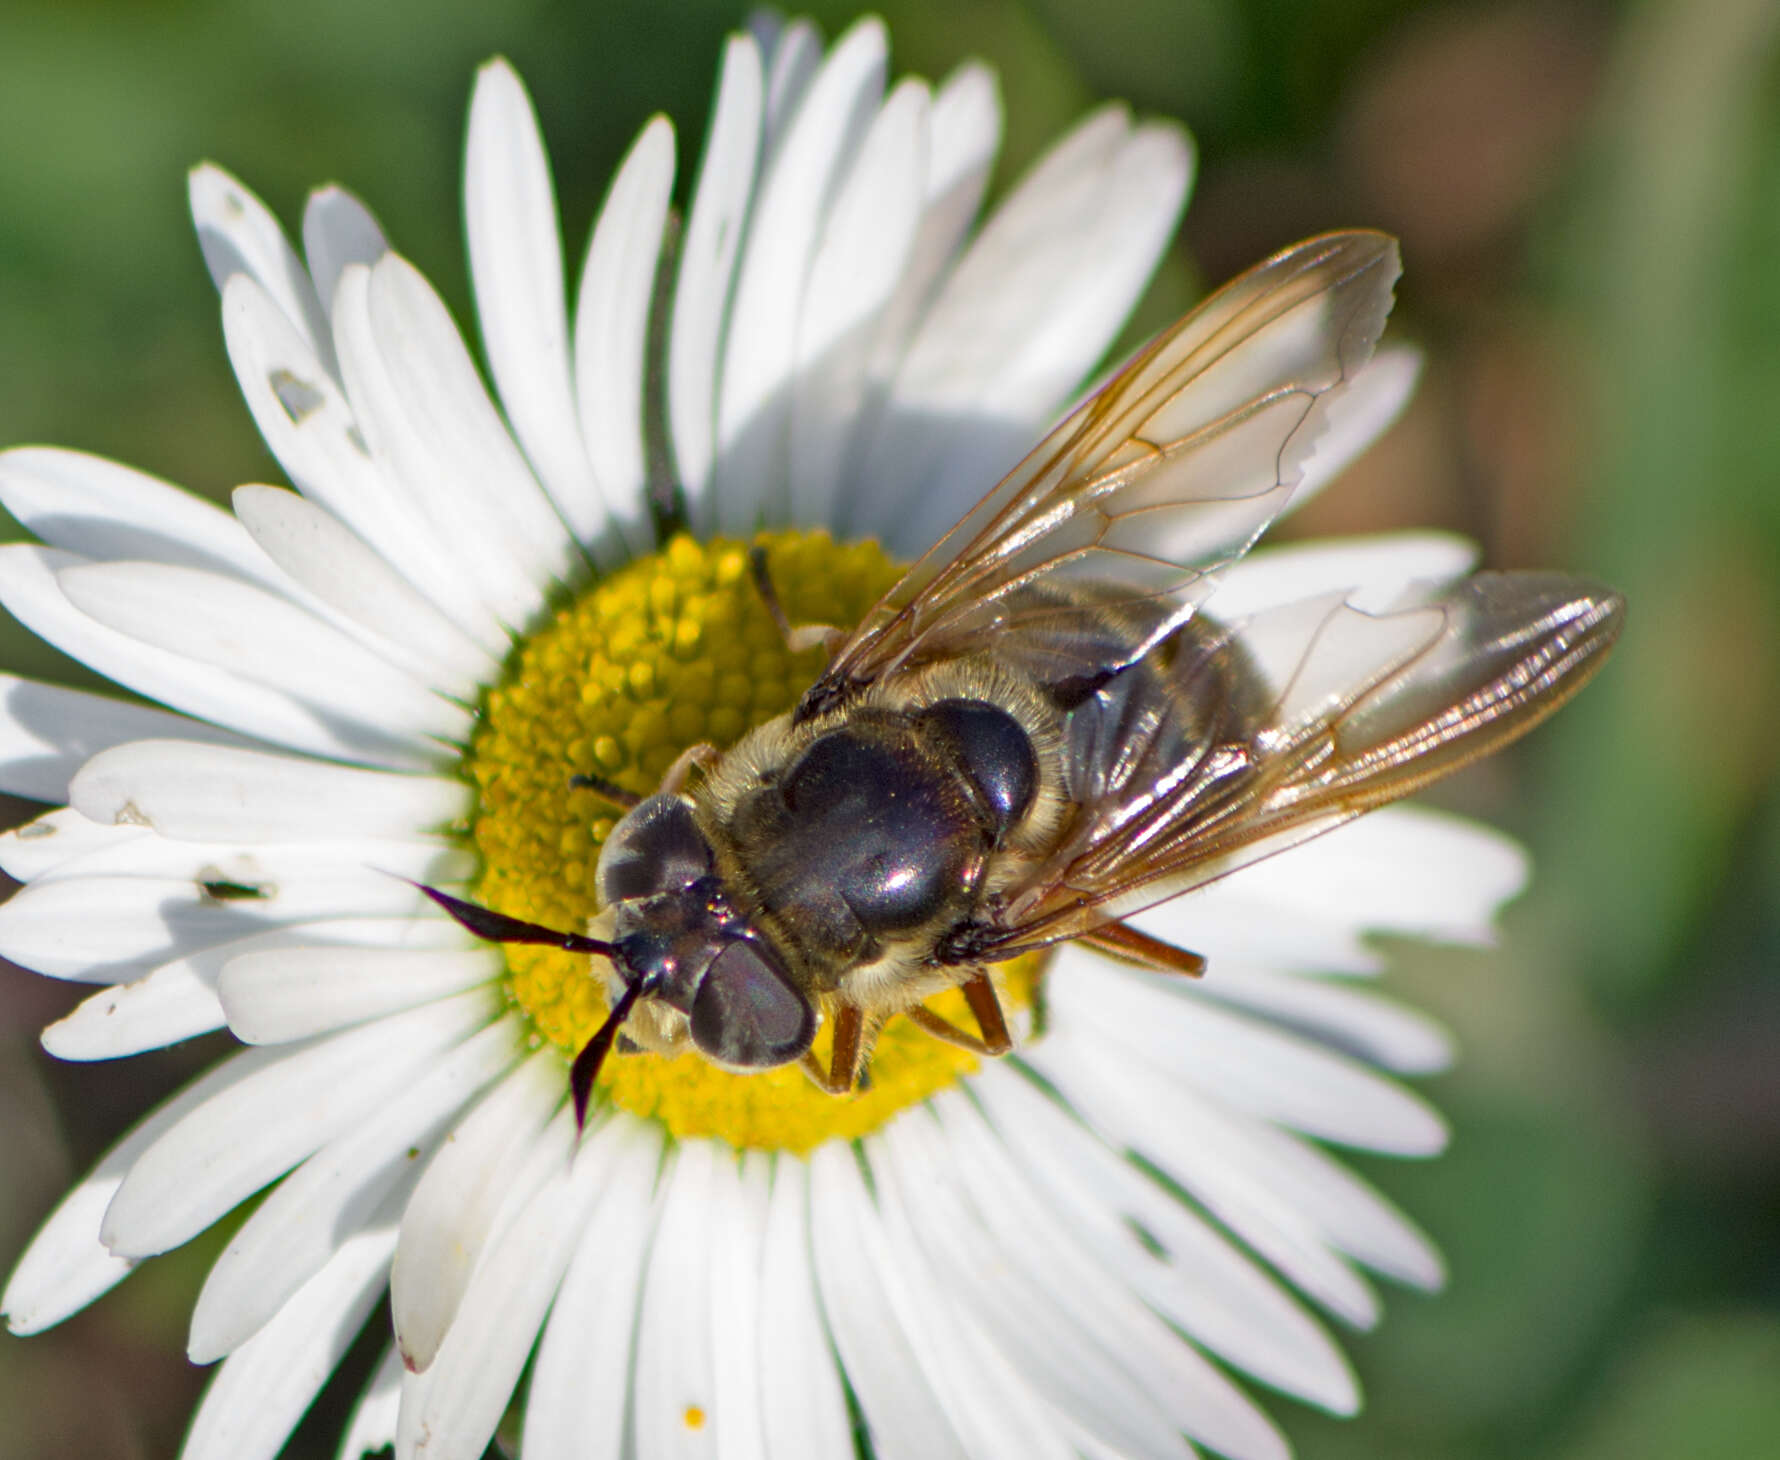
[1079,921,1207,977]
[903,970,1015,1055]
[659,742,721,795]
[800,1001,872,1094]
[750,544,846,658]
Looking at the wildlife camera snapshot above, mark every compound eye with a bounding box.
[689,941,815,1069]
[596,794,713,905]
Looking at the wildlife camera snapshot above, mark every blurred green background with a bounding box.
[1,0,1776,1457]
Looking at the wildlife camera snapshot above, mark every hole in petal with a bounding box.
[199,875,272,903]
[270,369,326,424]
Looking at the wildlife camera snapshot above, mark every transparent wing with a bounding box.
[799,230,1402,720]
[952,572,1625,961]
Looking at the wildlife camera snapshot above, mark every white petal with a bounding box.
[220,943,500,1044]
[1217,805,1529,947]
[232,485,498,697]
[466,60,620,561]
[972,1062,1359,1414]
[25,830,462,888]
[758,16,823,153]
[71,739,469,844]
[215,914,477,952]
[181,1222,396,1460]
[744,11,784,72]
[1206,530,1478,621]
[1002,117,1193,390]
[788,76,928,528]
[757,1156,852,1460]
[223,273,508,651]
[58,562,471,754]
[41,956,224,1060]
[302,184,389,317]
[390,1048,564,1372]
[395,1111,636,1460]
[0,446,274,585]
[1228,594,1437,744]
[0,807,144,882]
[0,545,408,767]
[0,854,468,982]
[917,119,1198,555]
[857,109,1194,554]
[2,1046,266,1335]
[573,114,675,554]
[1050,950,1448,1155]
[524,1121,664,1460]
[669,34,764,513]
[839,61,1001,534]
[808,1142,971,1460]
[101,987,499,1258]
[1133,888,1380,977]
[714,16,888,534]
[1144,1084,1446,1289]
[336,1346,403,1460]
[189,1015,522,1364]
[846,101,1128,460]
[919,61,1000,257]
[190,163,331,367]
[0,676,241,804]
[937,1094,1301,1460]
[1193,966,1455,1075]
[348,254,582,619]
[863,1143,1080,1460]
[634,1141,728,1460]
[707,1151,769,1460]
[24,907,428,1008]
[40,915,476,1058]
[1287,346,1422,515]
[1031,1032,1383,1326]
[883,1108,1278,1460]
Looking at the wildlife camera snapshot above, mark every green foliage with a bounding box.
[0,2,1775,1457]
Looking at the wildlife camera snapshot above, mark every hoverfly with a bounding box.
[424,230,1623,1125]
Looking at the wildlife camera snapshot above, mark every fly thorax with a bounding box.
[721,701,1037,980]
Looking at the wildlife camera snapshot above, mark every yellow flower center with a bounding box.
[465,530,1040,1153]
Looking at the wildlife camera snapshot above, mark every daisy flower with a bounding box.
[1,13,1570,1460]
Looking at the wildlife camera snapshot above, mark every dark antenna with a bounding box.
[414,882,619,958]
[414,882,647,1130]
[569,977,647,1129]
